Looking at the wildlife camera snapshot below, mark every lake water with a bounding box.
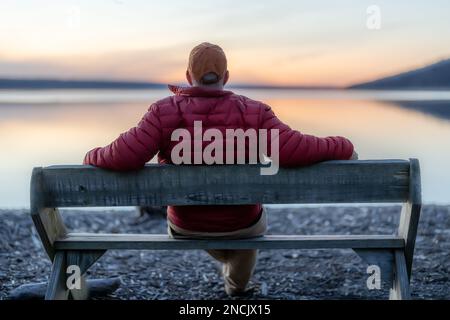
[0,88,449,208]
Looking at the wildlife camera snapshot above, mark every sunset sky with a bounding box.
[1,0,450,86]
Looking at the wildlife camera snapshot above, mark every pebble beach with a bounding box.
[0,205,449,300]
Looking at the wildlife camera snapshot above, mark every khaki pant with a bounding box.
[167,208,267,295]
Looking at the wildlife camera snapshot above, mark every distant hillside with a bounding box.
[350,58,450,90]
[0,77,337,90]
[0,78,166,90]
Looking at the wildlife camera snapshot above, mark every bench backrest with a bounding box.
[31,160,412,208]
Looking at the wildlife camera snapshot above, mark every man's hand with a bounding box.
[350,150,359,160]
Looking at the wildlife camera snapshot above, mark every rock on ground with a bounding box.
[0,205,449,300]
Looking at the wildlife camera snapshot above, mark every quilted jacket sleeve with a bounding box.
[260,103,354,166]
[83,103,162,171]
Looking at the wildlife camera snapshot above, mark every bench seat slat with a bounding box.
[55,233,405,250]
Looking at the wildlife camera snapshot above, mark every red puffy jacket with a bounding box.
[84,85,354,232]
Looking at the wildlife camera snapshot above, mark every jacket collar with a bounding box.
[168,84,234,97]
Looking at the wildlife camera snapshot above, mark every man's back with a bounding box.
[84,84,354,232]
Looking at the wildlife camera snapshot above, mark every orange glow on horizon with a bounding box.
[2,40,446,87]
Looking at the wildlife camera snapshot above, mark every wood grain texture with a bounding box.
[30,168,67,260]
[34,160,410,207]
[55,234,405,250]
[398,158,422,279]
[65,250,106,275]
[45,251,69,300]
[66,250,106,300]
[389,250,411,300]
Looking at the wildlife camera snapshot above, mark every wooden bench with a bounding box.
[30,159,421,300]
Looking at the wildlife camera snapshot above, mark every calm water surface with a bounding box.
[0,88,449,207]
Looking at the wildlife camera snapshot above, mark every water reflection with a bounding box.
[0,89,449,207]
[392,100,450,121]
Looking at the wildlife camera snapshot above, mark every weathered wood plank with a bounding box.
[55,234,405,250]
[45,251,69,300]
[398,158,422,279]
[389,250,411,300]
[66,250,106,300]
[30,168,68,260]
[35,160,410,207]
[30,168,67,260]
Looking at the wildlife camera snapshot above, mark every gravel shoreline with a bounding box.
[1,205,449,300]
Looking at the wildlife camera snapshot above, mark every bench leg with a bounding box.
[389,250,411,300]
[353,249,394,289]
[66,250,106,300]
[45,251,69,300]
[45,250,106,300]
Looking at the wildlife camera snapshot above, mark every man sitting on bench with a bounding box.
[83,42,357,296]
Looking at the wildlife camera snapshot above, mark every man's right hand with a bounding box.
[349,150,359,160]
